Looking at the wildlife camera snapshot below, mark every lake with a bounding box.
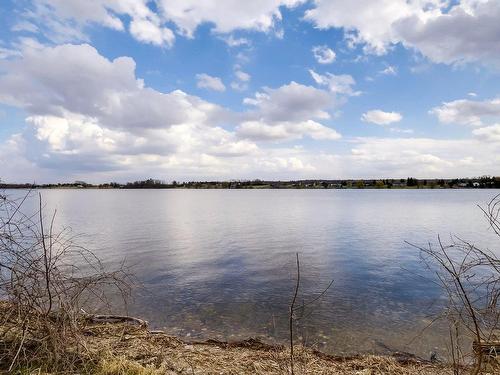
[4,189,500,359]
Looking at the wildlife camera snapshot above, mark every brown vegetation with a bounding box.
[0,306,453,375]
[0,192,132,372]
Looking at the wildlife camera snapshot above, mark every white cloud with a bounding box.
[235,70,251,82]
[36,0,125,31]
[304,0,500,65]
[18,0,175,47]
[346,137,500,177]
[20,1,313,48]
[155,0,306,37]
[0,46,21,60]
[196,73,226,92]
[238,82,341,141]
[12,21,39,33]
[304,0,418,55]
[0,43,347,181]
[1,39,497,182]
[472,124,500,143]
[243,81,333,122]
[389,127,414,134]
[220,35,251,47]
[2,130,499,181]
[0,43,252,172]
[395,0,500,65]
[361,110,403,125]
[237,120,341,141]
[230,81,249,92]
[11,0,500,66]
[430,98,500,126]
[129,18,175,47]
[0,134,44,182]
[312,45,336,64]
[231,69,251,91]
[309,69,360,96]
[0,44,231,133]
[379,65,397,75]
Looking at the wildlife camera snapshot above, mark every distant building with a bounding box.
[392,181,406,187]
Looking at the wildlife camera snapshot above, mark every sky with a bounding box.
[0,0,500,183]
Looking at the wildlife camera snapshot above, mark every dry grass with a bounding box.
[79,323,454,375]
[1,302,497,375]
[95,356,165,375]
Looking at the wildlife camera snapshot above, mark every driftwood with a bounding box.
[83,313,148,328]
[473,341,500,358]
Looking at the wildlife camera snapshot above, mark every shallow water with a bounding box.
[5,189,500,358]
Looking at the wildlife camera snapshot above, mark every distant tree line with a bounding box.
[1,176,500,190]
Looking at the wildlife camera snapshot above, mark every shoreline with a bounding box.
[48,319,455,374]
[3,186,500,190]
[0,303,456,374]
[2,176,499,190]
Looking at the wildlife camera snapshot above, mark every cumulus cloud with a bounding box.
[0,43,348,181]
[11,1,500,66]
[0,43,259,174]
[395,0,500,65]
[196,73,226,92]
[129,18,175,46]
[472,124,500,143]
[361,110,402,125]
[14,1,315,49]
[155,0,306,37]
[312,45,336,64]
[304,0,422,55]
[430,98,500,126]
[243,81,333,122]
[236,81,342,141]
[309,69,360,96]
[20,0,175,47]
[0,44,230,133]
[304,0,500,65]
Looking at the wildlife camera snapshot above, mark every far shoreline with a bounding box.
[2,176,500,190]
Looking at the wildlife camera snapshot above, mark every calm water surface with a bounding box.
[6,189,500,358]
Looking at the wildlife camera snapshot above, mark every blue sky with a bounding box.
[0,0,500,183]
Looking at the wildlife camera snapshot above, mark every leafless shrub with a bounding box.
[0,191,134,372]
[408,194,500,375]
[288,252,334,375]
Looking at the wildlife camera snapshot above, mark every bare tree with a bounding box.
[409,194,500,374]
[0,191,134,372]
